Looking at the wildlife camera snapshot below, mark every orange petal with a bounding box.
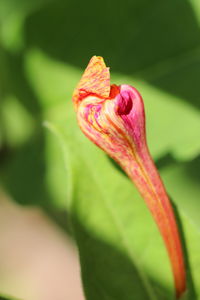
[73,56,110,107]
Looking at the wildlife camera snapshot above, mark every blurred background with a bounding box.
[0,0,200,299]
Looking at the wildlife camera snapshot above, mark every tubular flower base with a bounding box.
[72,56,186,298]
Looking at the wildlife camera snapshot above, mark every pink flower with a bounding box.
[72,56,186,298]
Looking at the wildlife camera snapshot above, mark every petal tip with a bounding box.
[72,56,110,107]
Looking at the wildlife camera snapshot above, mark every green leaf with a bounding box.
[46,118,200,300]
[46,120,173,300]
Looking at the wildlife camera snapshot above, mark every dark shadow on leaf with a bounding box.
[171,200,197,300]
[185,155,200,184]
[70,213,174,300]
[107,156,127,177]
[155,153,176,170]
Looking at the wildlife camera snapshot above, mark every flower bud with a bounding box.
[72,56,186,298]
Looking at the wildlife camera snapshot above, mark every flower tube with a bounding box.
[72,56,186,298]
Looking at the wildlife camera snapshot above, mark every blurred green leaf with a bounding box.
[0,0,51,52]
[23,0,200,114]
[20,0,200,162]
[1,133,50,206]
[1,0,200,299]
[0,95,35,148]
